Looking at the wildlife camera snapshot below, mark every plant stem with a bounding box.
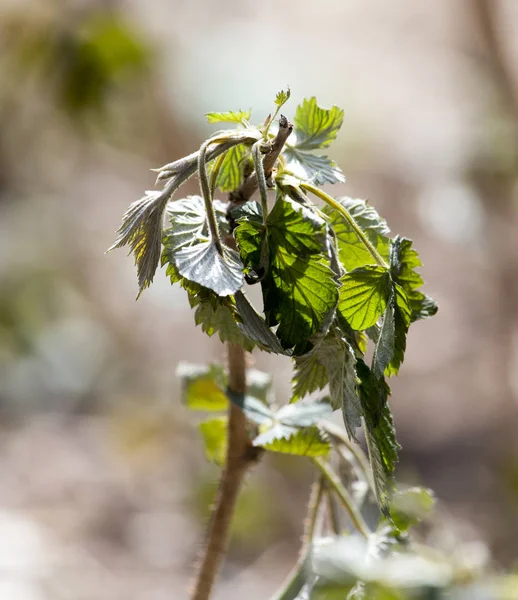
[301,183,388,268]
[230,116,293,205]
[321,420,376,497]
[191,343,254,600]
[269,476,325,600]
[199,139,224,254]
[252,140,270,221]
[312,456,371,538]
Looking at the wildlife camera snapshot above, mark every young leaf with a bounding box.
[227,392,275,425]
[384,284,412,376]
[162,196,244,296]
[275,87,291,107]
[317,329,362,439]
[292,350,328,400]
[176,362,228,411]
[323,197,391,271]
[371,301,395,380]
[254,426,330,457]
[357,360,399,515]
[338,265,391,331]
[199,417,228,466]
[275,398,333,427]
[109,190,170,294]
[174,241,243,296]
[193,298,256,352]
[262,194,339,350]
[234,291,289,355]
[390,236,438,323]
[213,144,248,192]
[292,97,344,150]
[246,369,273,405]
[282,148,346,186]
[390,487,436,532]
[206,110,251,125]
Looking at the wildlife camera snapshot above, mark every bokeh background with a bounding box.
[1,0,518,598]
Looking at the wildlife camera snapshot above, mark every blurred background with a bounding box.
[1,0,518,598]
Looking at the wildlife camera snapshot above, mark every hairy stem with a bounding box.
[230,115,293,205]
[301,183,387,268]
[191,343,254,600]
[312,456,371,538]
[251,140,270,220]
[270,476,325,600]
[199,139,224,254]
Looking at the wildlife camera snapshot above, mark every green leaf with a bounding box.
[357,360,399,515]
[206,109,251,125]
[318,329,362,439]
[292,350,328,400]
[294,327,361,438]
[390,487,436,532]
[246,369,273,405]
[371,301,395,380]
[283,148,346,186]
[213,144,249,192]
[193,298,256,352]
[262,194,339,350]
[174,241,243,296]
[275,88,291,107]
[234,291,289,355]
[390,236,438,323]
[176,362,228,411]
[292,97,344,150]
[162,196,244,296]
[385,284,411,376]
[199,417,227,466]
[227,392,275,425]
[275,399,333,427]
[323,197,391,272]
[109,190,170,294]
[254,426,330,457]
[339,266,391,331]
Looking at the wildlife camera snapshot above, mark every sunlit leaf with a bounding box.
[194,299,256,352]
[234,291,289,355]
[262,193,339,350]
[214,144,249,192]
[206,110,251,124]
[275,87,291,107]
[176,362,228,411]
[390,236,438,323]
[199,417,227,466]
[357,360,399,515]
[390,487,436,532]
[283,148,346,186]
[324,197,391,271]
[339,266,391,331]
[292,97,344,150]
[276,399,333,427]
[109,190,170,294]
[254,426,330,457]
[162,196,243,296]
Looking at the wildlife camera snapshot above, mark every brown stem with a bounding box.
[229,115,293,205]
[191,114,294,600]
[191,344,259,600]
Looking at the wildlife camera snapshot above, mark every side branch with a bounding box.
[229,115,293,205]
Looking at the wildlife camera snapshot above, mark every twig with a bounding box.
[270,476,325,600]
[229,115,293,205]
[312,456,371,538]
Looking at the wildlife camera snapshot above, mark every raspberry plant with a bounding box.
[111,90,445,600]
